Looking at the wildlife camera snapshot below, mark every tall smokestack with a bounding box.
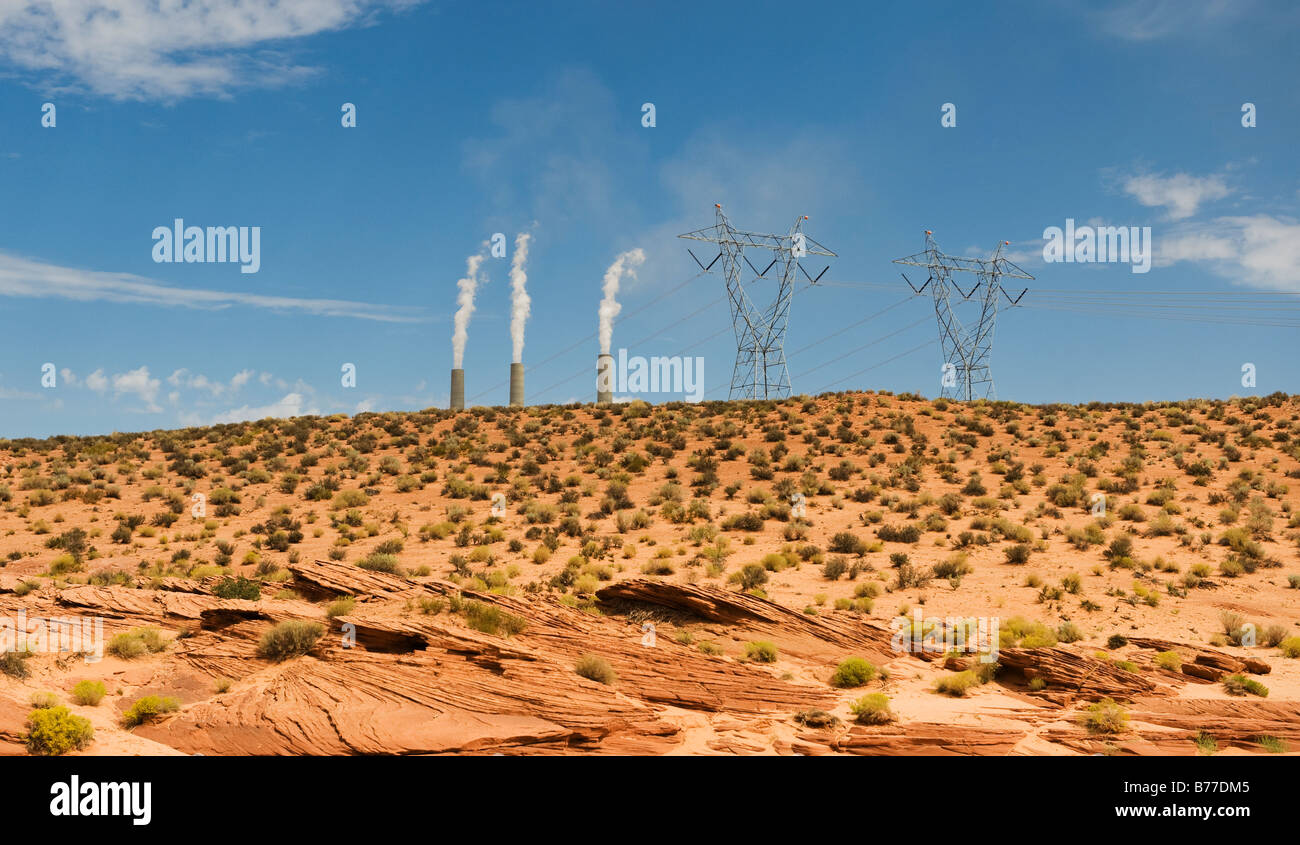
[450,368,465,411]
[596,353,613,404]
[509,363,524,407]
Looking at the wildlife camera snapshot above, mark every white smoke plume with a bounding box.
[597,248,645,355]
[509,232,532,363]
[452,250,486,369]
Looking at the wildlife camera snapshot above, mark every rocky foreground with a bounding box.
[2,558,1293,755]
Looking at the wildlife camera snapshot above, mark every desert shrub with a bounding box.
[26,706,94,755]
[732,563,769,591]
[822,557,848,581]
[721,512,764,531]
[1003,543,1032,565]
[30,691,59,709]
[830,657,877,688]
[0,651,32,678]
[357,552,402,574]
[574,654,616,684]
[463,601,527,636]
[1279,636,1300,659]
[793,709,839,728]
[325,596,356,618]
[933,552,972,580]
[1154,650,1182,671]
[828,531,868,555]
[743,641,778,663]
[212,576,261,601]
[1106,634,1128,650]
[1057,622,1083,643]
[122,694,180,728]
[257,620,323,661]
[935,670,979,697]
[1222,674,1268,697]
[71,680,106,706]
[1080,698,1128,734]
[876,523,921,544]
[107,627,168,659]
[849,693,895,724]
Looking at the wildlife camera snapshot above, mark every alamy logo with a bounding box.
[891,609,999,663]
[597,348,705,402]
[50,776,151,825]
[1,610,103,663]
[1042,218,1151,274]
[152,218,260,274]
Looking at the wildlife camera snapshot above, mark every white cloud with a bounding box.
[111,365,161,411]
[190,392,318,425]
[166,367,257,397]
[0,250,423,322]
[1122,171,1232,220]
[0,1,424,101]
[1082,0,1256,42]
[1157,214,1300,292]
[85,369,108,392]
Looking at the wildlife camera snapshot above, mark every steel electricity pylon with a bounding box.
[679,205,835,399]
[893,231,1032,401]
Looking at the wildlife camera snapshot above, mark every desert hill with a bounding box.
[2,390,1298,755]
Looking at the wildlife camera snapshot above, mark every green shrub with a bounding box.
[212,576,261,601]
[849,693,895,724]
[357,553,402,574]
[1057,622,1083,643]
[71,680,106,706]
[830,657,877,688]
[1222,674,1268,697]
[29,691,59,709]
[26,706,94,755]
[461,601,527,636]
[743,641,778,663]
[936,670,979,697]
[1279,636,1300,658]
[1154,650,1182,671]
[256,620,324,661]
[325,596,356,618]
[1080,698,1128,734]
[122,694,180,728]
[107,627,169,659]
[0,651,32,678]
[574,654,617,684]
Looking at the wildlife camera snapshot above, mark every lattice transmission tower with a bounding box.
[893,231,1032,401]
[679,205,835,399]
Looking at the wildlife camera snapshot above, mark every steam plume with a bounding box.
[597,248,645,355]
[452,250,486,368]
[509,232,532,363]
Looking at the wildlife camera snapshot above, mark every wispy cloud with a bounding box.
[0,250,423,322]
[0,1,425,101]
[1080,0,1255,42]
[1157,214,1300,292]
[1122,171,1232,220]
[183,392,319,426]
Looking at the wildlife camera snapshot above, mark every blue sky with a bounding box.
[0,0,1297,437]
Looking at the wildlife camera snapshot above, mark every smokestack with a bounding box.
[596,353,613,404]
[509,363,524,407]
[450,368,465,411]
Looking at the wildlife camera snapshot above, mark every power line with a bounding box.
[811,339,934,393]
